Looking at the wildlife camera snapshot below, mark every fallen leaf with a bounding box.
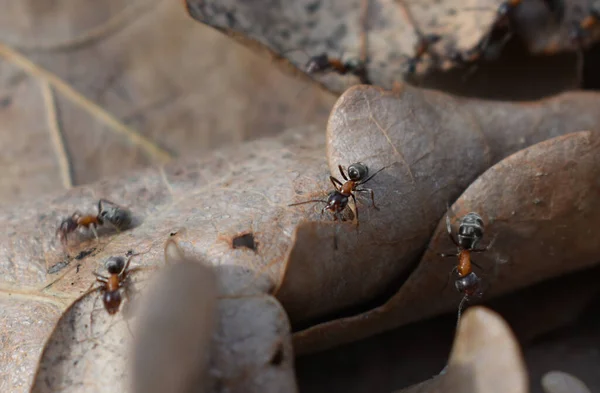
[184,0,506,93]
[291,127,600,353]
[0,126,323,392]
[0,0,334,204]
[278,84,600,334]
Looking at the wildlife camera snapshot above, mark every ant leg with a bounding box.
[438,252,458,258]
[355,188,378,210]
[90,223,99,240]
[350,193,359,232]
[441,267,457,293]
[288,199,328,207]
[446,215,460,247]
[330,176,343,191]
[94,273,109,283]
[338,165,348,181]
[118,255,134,279]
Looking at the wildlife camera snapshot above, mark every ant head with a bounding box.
[101,207,132,229]
[455,272,481,295]
[326,190,349,212]
[344,58,364,73]
[347,162,369,181]
[458,212,484,248]
[105,256,125,274]
[305,54,329,74]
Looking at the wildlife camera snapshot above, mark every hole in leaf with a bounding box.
[232,232,257,251]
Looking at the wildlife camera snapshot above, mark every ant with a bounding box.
[404,34,442,75]
[55,199,132,247]
[569,1,600,47]
[438,212,496,291]
[289,162,386,227]
[93,254,135,315]
[282,48,370,84]
[451,0,523,67]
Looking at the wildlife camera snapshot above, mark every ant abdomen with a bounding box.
[454,272,481,297]
[103,291,122,315]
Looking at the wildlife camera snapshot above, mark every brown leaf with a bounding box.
[278,84,600,333]
[397,306,528,393]
[184,0,504,93]
[1,126,324,392]
[290,116,600,352]
[0,0,334,204]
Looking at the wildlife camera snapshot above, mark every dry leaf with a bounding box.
[3,84,600,390]
[291,121,600,353]
[397,306,528,393]
[0,0,334,204]
[185,0,509,93]
[279,84,600,335]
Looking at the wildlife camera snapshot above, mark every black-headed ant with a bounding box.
[451,0,523,68]
[93,254,134,315]
[289,162,385,226]
[405,34,442,75]
[55,199,132,248]
[283,48,370,84]
[569,1,600,47]
[439,212,496,290]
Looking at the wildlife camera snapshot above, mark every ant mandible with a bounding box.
[289,162,386,227]
[55,199,131,247]
[93,254,135,314]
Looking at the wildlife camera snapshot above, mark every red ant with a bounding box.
[439,212,496,290]
[56,199,132,247]
[451,0,523,67]
[569,1,600,47]
[283,48,370,84]
[289,162,386,226]
[405,34,442,75]
[93,254,135,314]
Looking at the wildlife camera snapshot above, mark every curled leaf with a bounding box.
[278,84,600,332]
[292,129,600,353]
[184,0,504,93]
